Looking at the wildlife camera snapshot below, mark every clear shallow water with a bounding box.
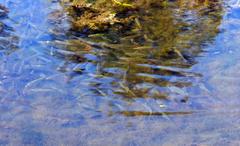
[0,0,240,145]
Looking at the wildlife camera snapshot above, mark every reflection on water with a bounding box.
[51,0,223,112]
[0,0,240,145]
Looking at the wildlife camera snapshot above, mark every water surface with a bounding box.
[0,0,240,145]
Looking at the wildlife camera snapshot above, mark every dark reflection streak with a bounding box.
[0,5,19,55]
[118,111,194,117]
[117,108,240,117]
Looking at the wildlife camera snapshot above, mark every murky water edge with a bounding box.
[0,0,239,145]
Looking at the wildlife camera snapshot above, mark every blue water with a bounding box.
[0,0,239,145]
